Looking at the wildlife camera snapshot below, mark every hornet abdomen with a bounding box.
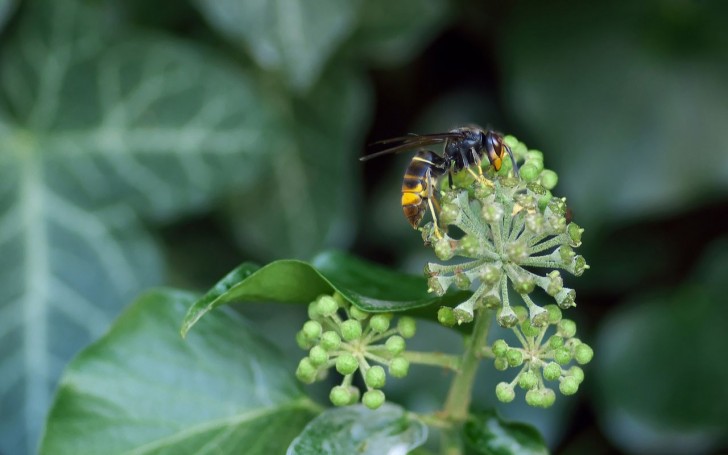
[401,150,446,228]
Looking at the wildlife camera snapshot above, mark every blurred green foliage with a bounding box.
[1,0,727,453]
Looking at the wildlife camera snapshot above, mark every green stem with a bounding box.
[401,350,461,371]
[442,309,493,421]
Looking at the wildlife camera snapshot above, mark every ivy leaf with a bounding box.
[594,239,728,453]
[181,250,470,337]
[193,0,361,92]
[227,68,371,259]
[348,0,451,67]
[463,410,548,455]
[40,289,320,454]
[287,403,427,455]
[0,0,277,452]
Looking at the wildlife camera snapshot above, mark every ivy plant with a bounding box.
[40,136,592,453]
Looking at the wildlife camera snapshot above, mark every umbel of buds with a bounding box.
[422,135,592,407]
[295,294,416,410]
[490,304,593,407]
[424,136,588,327]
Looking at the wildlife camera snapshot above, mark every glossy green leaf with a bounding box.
[595,238,728,453]
[349,0,451,67]
[0,0,278,452]
[181,250,471,337]
[463,410,548,455]
[287,403,427,455]
[40,289,319,455]
[193,0,360,92]
[501,1,728,225]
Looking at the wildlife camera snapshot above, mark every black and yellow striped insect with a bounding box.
[360,126,517,235]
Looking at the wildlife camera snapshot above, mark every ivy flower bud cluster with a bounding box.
[295,293,417,410]
[490,305,593,407]
[423,135,588,326]
[421,135,592,407]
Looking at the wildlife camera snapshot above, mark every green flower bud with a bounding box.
[545,304,562,324]
[439,202,460,225]
[296,330,314,350]
[341,320,363,341]
[569,255,589,276]
[363,390,386,410]
[520,319,541,337]
[574,343,594,364]
[558,319,577,338]
[397,317,417,338]
[369,314,391,333]
[347,386,361,405]
[329,385,352,406]
[529,305,549,328]
[454,271,472,290]
[519,163,540,182]
[560,376,579,395]
[506,349,524,367]
[529,158,545,175]
[527,182,547,195]
[541,388,556,407]
[296,358,317,384]
[316,295,338,317]
[538,191,554,212]
[525,149,543,162]
[333,292,347,306]
[478,264,501,286]
[555,288,576,309]
[495,382,515,403]
[453,307,474,324]
[481,202,504,224]
[554,347,572,365]
[525,389,542,407]
[492,339,508,357]
[320,331,341,351]
[349,305,370,321]
[569,366,585,383]
[481,290,501,309]
[543,362,562,381]
[524,213,543,235]
[558,245,575,263]
[497,306,518,328]
[540,169,558,190]
[307,301,320,320]
[506,240,529,263]
[302,321,322,340]
[545,271,563,296]
[365,365,386,389]
[513,305,528,321]
[494,357,509,371]
[427,274,448,296]
[335,353,359,375]
[389,357,410,378]
[458,235,480,257]
[567,223,583,247]
[438,307,457,327]
[309,346,328,366]
[518,371,538,390]
[511,272,535,294]
[385,335,406,355]
[434,237,455,260]
[474,183,494,200]
[548,335,565,349]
